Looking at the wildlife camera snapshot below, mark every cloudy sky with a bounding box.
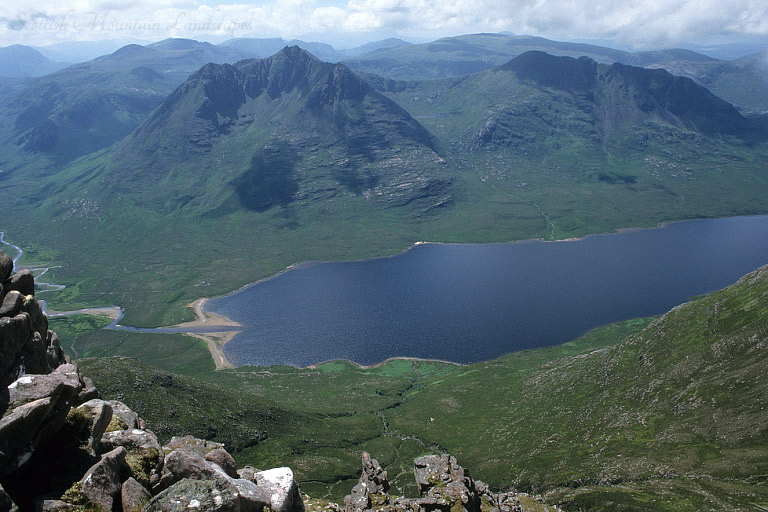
[2,0,768,50]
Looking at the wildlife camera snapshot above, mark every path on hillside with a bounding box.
[487,184,557,240]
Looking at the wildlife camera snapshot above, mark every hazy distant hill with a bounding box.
[0,45,68,77]
[342,38,412,57]
[220,37,345,62]
[344,33,768,113]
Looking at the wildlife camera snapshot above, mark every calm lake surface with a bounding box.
[205,215,768,367]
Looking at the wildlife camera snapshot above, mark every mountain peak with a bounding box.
[502,51,598,91]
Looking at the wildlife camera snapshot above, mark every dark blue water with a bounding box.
[205,215,768,367]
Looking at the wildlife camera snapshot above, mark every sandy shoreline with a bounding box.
[173,299,242,370]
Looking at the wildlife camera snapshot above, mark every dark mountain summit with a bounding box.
[455,50,752,151]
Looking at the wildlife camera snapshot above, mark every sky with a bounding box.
[1,0,768,50]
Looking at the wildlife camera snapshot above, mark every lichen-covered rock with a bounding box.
[237,466,260,482]
[253,467,305,512]
[79,446,127,511]
[76,399,113,455]
[163,435,224,456]
[37,499,76,511]
[344,453,389,512]
[106,400,144,430]
[121,476,151,512]
[413,455,480,512]
[205,448,239,479]
[144,478,240,512]
[101,427,163,488]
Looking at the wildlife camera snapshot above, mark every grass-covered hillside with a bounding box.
[72,263,768,510]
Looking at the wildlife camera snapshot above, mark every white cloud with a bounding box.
[1,0,767,48]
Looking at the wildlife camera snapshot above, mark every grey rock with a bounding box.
[21,331,50,379]
[4,270,34,296]
[76,399,113,455]
[344,453,389,512]
[20,296,47,337]
[253,467,305,512]
[231,478,270,512]
[44,331,65,372]
[205,448,239,478]
[0,482,20,512]
[73,376,100,406]
[35,500,75,511]
[237,466,260,482]
[144,478,240,512]
[7,367,82,409]
[0,251,13,283]
[121,477,151,512]
[80,446,127,511]
[0,314,31,388]
[153,447,221,494]
[0,290,23,317]
[106,400,144,430]
[1,370,83,475]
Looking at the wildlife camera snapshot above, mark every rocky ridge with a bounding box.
[0,254,554,512]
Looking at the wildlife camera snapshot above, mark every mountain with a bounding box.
[33,38,151,63]
[0,45,68,77]
[73,262,768,510]
[0,41,251,164]
[93,46,449,214]
[342,33,634,80]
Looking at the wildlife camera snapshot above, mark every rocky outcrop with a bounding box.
[340,453,558,512]
[0,361,308,511]
[0,250,66,389]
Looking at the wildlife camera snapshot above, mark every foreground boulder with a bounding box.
[0,365,83,476]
